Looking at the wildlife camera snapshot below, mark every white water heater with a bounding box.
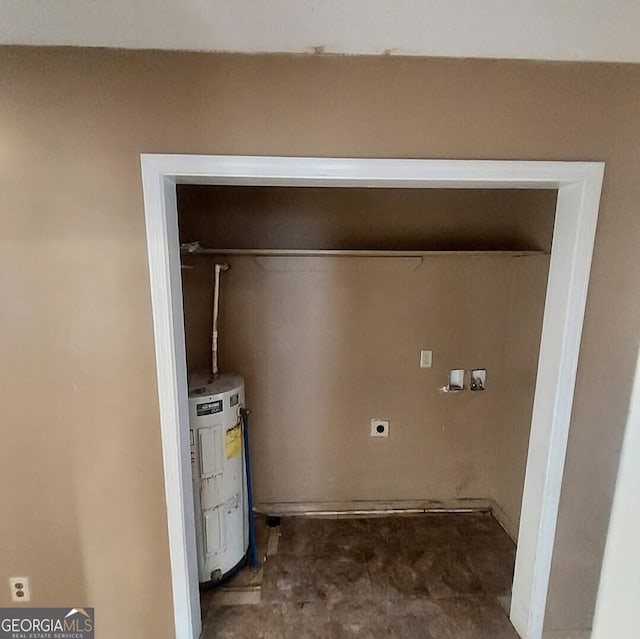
[188,372,249,584]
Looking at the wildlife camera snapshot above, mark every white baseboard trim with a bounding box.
[542,631,590,639]
[255,498,492,516]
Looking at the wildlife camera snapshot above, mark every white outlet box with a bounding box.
[371,419,390,437]
[9,577,31,603]
[420,350,433,368]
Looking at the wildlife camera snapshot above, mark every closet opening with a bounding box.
[140,154,603,639]
[178,185,553,638]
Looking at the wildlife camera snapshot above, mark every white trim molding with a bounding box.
[254,498,493,516]
[140,155,604,639]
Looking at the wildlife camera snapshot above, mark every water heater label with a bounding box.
[197,400,223,416]
[225,424,242,460]
[230,393,239,407]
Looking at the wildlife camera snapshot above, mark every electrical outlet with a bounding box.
[370,419,390,437]
[420,350,433,368]
[9,577,31,603]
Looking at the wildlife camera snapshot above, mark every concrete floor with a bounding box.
[201,512,519,638]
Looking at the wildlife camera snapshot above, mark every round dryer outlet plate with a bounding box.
[370,419,390,437]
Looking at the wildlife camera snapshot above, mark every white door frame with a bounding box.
[140,155,604,639]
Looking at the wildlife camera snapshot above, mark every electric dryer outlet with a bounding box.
[370,419,390,437]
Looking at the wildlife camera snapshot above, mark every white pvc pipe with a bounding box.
[212,263,229,377]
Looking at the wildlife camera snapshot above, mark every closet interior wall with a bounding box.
[179,186,554,538]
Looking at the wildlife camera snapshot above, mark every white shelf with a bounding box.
[181,248,549,257]
[180,247,549,272]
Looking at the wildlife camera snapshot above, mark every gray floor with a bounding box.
[202,512,519,638]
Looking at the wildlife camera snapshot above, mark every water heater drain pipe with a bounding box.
[240,407,260,570]
[212,263,229,378]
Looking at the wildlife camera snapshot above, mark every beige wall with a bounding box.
[181,251,547,514]
[491,255,550,534]
[2,47,640,636]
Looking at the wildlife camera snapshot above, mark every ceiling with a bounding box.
[1,0,640,63]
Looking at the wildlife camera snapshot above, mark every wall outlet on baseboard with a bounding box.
[9,577,31,602]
